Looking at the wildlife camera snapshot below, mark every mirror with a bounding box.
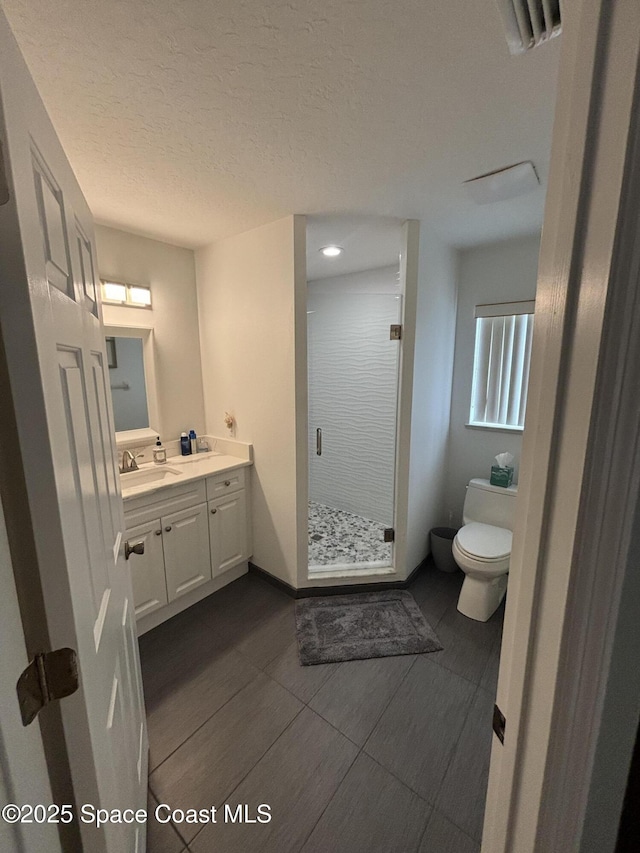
[107,337,149,430]
[104,325,160,447]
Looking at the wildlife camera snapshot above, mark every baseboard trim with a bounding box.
[249,559,429,599]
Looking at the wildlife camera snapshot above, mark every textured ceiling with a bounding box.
[306,215,402,280]
[2,0,560,249]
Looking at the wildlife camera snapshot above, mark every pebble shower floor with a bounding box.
[308,501,392,569]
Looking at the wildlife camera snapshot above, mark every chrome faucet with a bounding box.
[120,449,142,473]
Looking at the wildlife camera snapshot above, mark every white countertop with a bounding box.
[120,451,252,501]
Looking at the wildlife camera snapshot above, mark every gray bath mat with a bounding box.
[295,590,443,666]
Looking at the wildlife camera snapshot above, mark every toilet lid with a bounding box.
[456,522,512,561]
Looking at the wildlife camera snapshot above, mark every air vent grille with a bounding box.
[496,0,562,55]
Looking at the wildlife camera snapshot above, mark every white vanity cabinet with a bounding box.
[207,468,252,577]
[125,518,167,619]
[162,502,211,601]
[123,463,252,632]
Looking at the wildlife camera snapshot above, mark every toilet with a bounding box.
[453,478,518,622]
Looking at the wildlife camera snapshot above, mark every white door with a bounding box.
[0,10,147,853]
[482,1,640,850]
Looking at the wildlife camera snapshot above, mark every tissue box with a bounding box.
[490,465,514,487]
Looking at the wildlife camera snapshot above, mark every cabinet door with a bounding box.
[208,490,250,577]
[126,519,167,619]
[162,502,211,601]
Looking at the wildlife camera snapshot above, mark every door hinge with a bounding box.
[0,139,10,206]
[493,703,506,744]
[390,324,402,340]
[384,528,395,543]
[17,648,79,726]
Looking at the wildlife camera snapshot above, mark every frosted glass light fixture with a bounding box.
[101,280,152,308]
[320,245,343,257]
[128,286,152,306]
[102,281,127,303]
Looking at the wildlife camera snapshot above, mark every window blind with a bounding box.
[470,309,534,429]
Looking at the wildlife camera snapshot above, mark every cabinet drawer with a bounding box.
[124,479,207,528]
[206,467,247,500]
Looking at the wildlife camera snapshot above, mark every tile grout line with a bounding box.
[359,654,420,754]
[147,665,263,779]
[294,743,362,853]
[360,752,433,853]
[357,660,479,813]
[416,804,481,853]
[152,672,305,843]
[186,703,308,850]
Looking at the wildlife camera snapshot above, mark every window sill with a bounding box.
[465,422,524,435]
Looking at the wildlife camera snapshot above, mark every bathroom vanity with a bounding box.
[121,450,252,635]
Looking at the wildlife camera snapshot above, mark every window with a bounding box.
[101,280,152,308]
[469,300,535,430]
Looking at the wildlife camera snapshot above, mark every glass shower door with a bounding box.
[307,289,402,572]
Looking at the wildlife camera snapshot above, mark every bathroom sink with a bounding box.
[119,466,182,488]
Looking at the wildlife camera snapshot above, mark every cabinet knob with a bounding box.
[155,529,162,536]
[210,508,217,514]
[165,526,172,532]
[224,480,231,487]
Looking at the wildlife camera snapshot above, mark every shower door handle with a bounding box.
[316,428,322,456]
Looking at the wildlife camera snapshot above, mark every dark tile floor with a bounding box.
[141,562,504,853]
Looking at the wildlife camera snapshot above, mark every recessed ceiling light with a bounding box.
[320,245,343,257]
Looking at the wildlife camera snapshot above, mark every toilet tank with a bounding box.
[462,478,518,530]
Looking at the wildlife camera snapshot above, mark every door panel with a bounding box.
[57,346,109,626]
[76,220,98,315]
[89,352,121,564]
[32,147,73,297]
[162,503,211,600]
[209,492,249,576]
[126,519,167,618]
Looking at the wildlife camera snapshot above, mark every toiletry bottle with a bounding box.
[153,437,167,464]
[180,432,191,455]
[189,429,197,455]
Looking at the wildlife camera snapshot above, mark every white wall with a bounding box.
[446,233,540,524]
[196,216,306,589]
[95,225,205,443]
[404,228,458,572]
[307,267,400,524]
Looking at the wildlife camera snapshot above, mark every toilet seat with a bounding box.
[455,522,512,562]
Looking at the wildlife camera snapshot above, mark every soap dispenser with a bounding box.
[153,437,167,464]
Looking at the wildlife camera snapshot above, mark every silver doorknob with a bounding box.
[125,540,145,560]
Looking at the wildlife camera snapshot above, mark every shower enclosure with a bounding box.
[307,280,402,574]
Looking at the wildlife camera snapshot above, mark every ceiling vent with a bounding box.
[495,0,562,55]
